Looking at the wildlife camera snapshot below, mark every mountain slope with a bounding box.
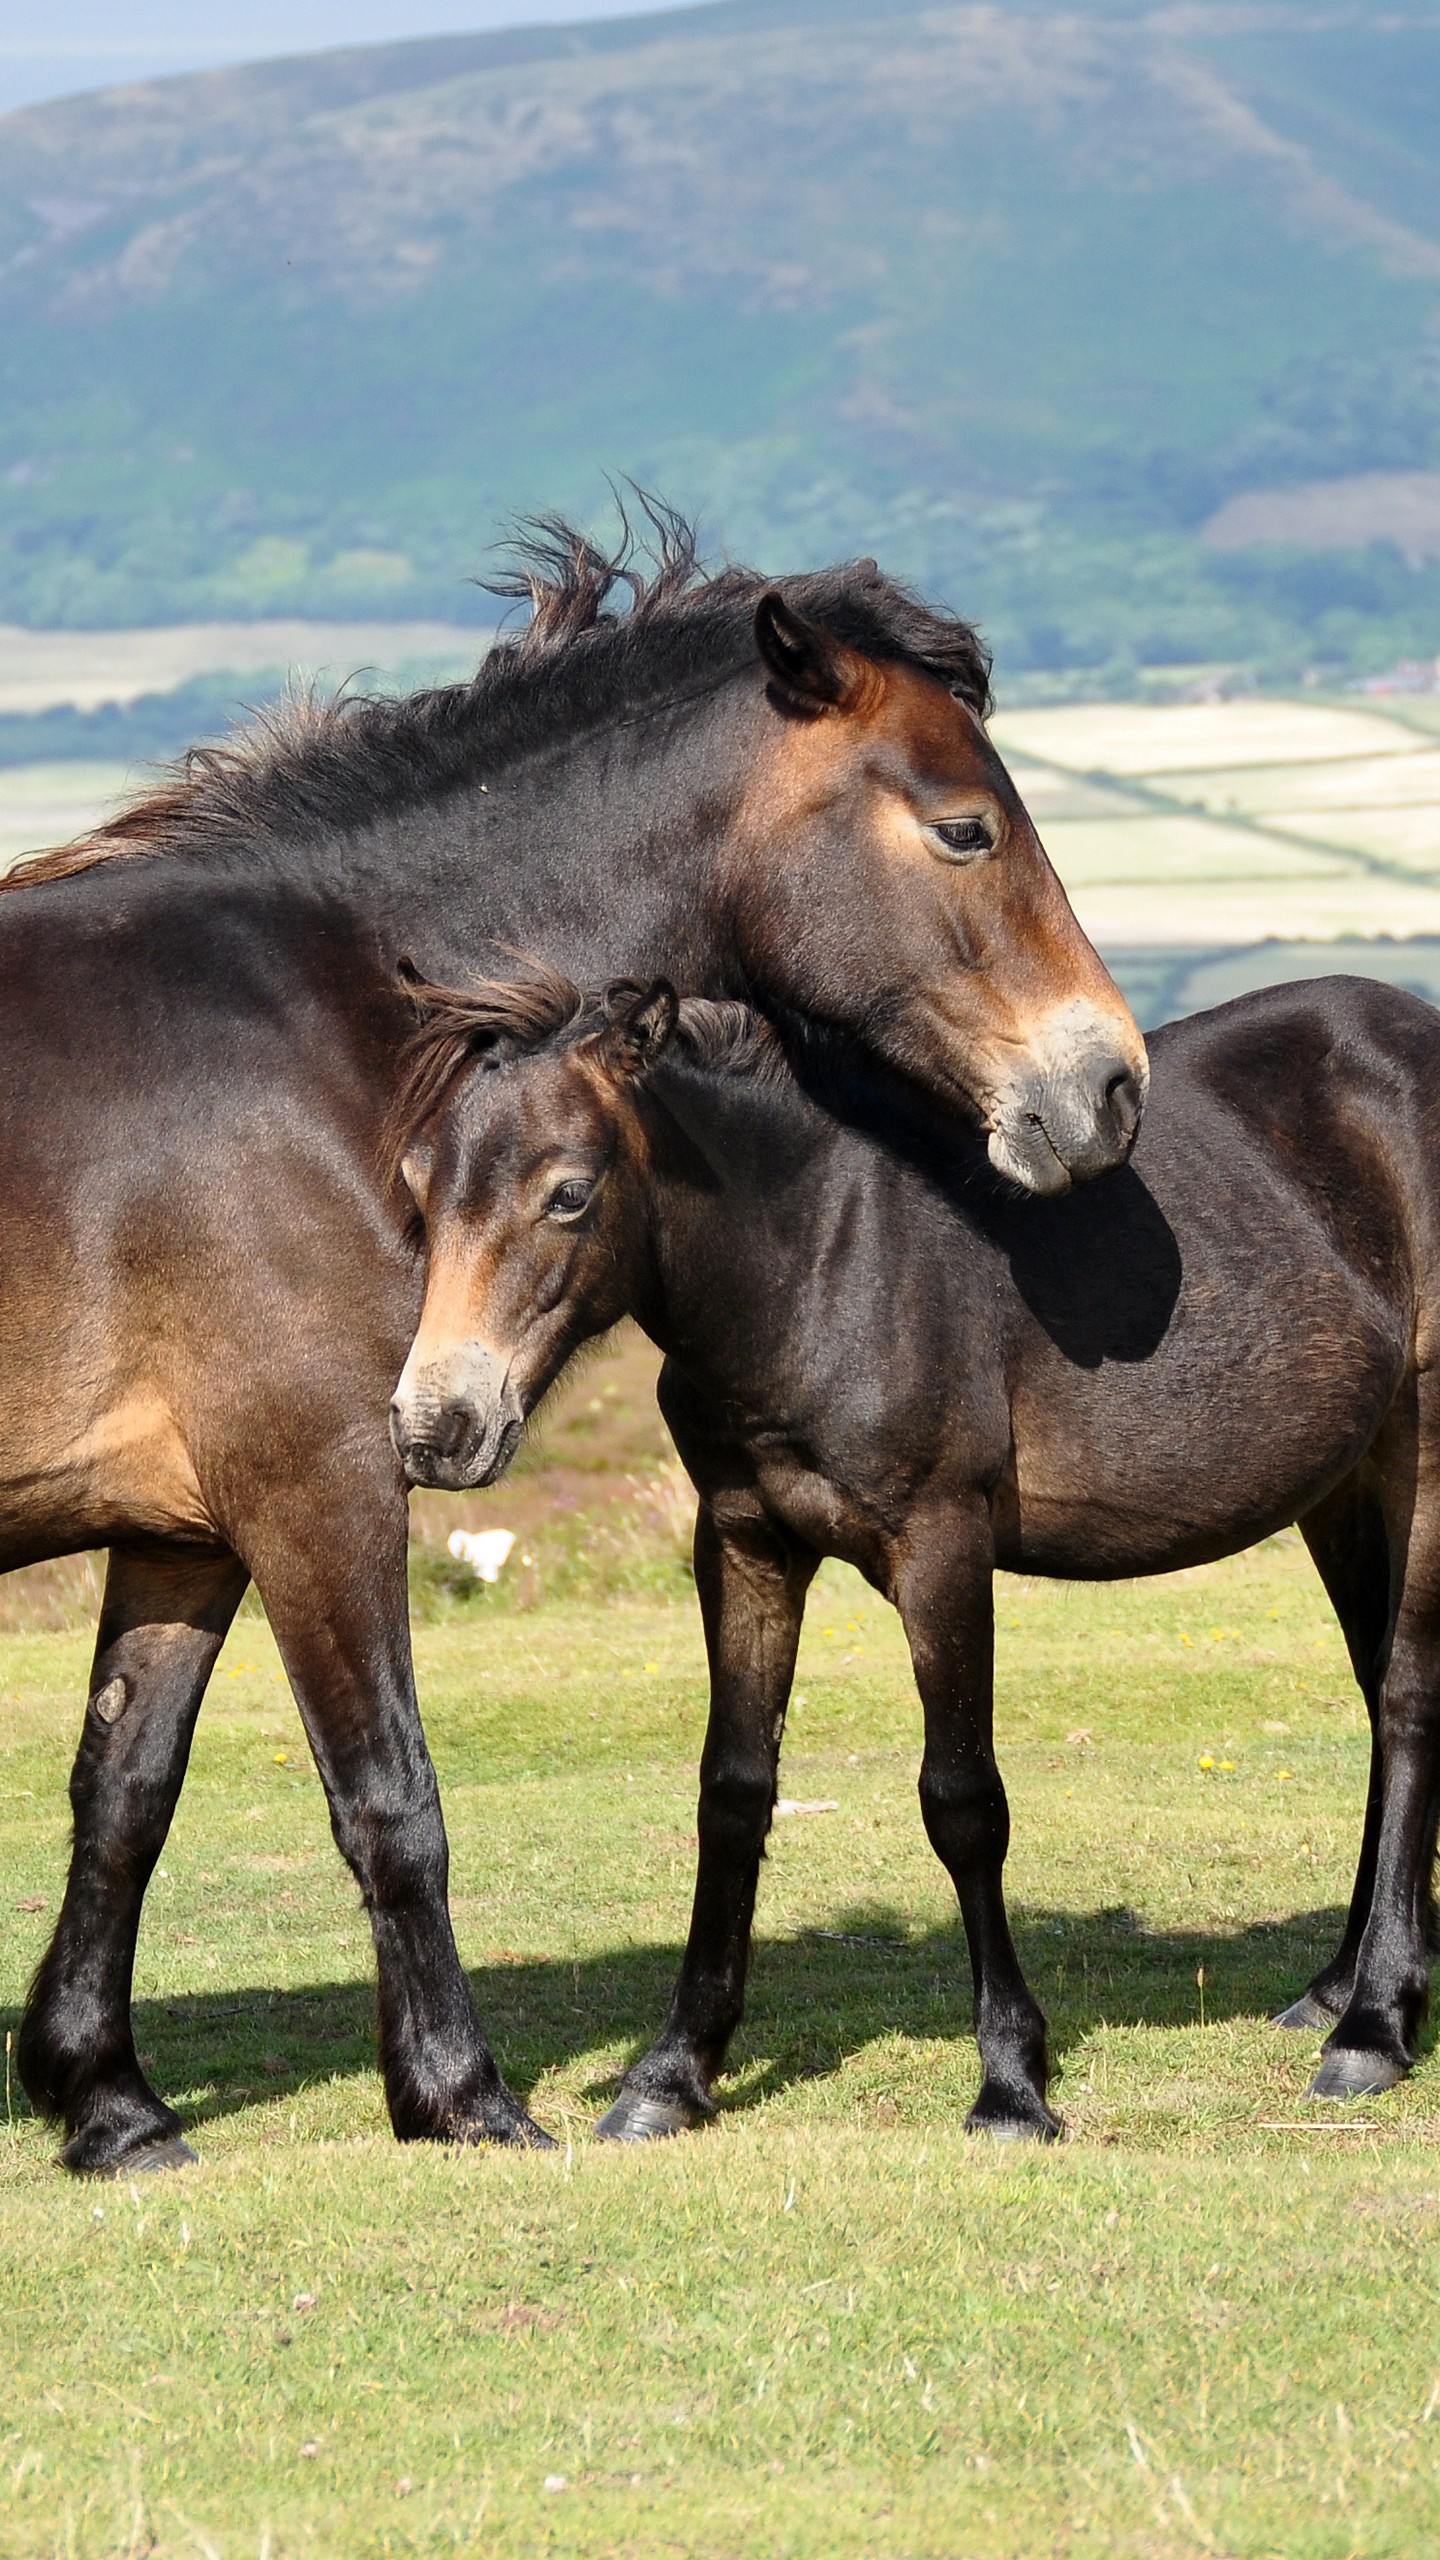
[1,0,1439,677]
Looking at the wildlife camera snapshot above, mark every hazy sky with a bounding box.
[0,1,696,117]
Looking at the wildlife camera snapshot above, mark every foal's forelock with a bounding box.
[382,963,591,1189]
[382,973,784,1199]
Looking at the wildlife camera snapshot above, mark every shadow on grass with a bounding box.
[3,1899,1389,2136]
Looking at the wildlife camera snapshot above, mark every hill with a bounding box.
[2,0,1440,680]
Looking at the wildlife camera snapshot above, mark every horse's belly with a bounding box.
[0,1385,214,1564]
[1006,1305,1401,1578]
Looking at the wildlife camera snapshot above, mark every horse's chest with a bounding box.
[745,1438,889,1568]
[674,1385,904,1576]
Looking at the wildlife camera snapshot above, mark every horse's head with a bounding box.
[387,973,668,1490]
[732,582,1146,1194]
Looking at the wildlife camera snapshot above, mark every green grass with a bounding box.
[4,1535,1440,2556]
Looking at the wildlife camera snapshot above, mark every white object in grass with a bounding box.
[447,1528,516,1583]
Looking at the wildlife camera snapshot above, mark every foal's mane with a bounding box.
[384,956,787,1186]
[2,498,993,895]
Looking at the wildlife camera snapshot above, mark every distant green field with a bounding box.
[4,1537,1440,2557]
[0,621,483,720]
[0,763,132,873]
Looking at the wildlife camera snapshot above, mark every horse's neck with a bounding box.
[633,1054,991,1364]
[349,704,740,992]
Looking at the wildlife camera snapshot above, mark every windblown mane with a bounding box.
[2,496,993,895]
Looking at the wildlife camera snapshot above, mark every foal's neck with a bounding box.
[626,1064,833,1341]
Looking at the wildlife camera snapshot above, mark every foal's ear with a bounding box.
[602,979,679,1079]
[396,956,437,1022]
[399,1142,434,1212]
[755,591,861,715]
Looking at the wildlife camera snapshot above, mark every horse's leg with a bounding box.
[19,1540,249,2175]
[896,1501,1056,2139]
[1308,1423,1440,2100]
[1276,1478,1393,2031]
[596,1501,815,2141]
[242,1481,551,2148]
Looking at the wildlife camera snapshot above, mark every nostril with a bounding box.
[432,1403,472,1459]
[1104,1068,1143,1145]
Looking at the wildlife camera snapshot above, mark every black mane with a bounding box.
[2,500,992,893]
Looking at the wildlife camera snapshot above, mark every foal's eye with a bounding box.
[927,817,994,864]
[545,1177,595,1222]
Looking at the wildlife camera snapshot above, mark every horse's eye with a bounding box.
[545,1177,594,1222]
[928,817,994,864]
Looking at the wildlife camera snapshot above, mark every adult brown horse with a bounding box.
[2,516,1143,2175]
[390,966,1440,2135]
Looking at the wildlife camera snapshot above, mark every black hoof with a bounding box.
[1273,1991,1342,2033]
[64,2128,197,2179]
[1305,2047,1408,2101]
[119,2136,200,2177]
[595,2089,712,2143]
[966,2095,1061,2144]
[504,2113,557,2150]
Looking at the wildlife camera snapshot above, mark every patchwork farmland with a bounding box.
[988,692,1440,1021]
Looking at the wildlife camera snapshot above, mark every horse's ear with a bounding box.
[602,978,679,1078]
[754,591,859,714]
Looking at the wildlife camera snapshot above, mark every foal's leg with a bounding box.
[895,1502,1056,2139]
[20,1540,248,2175]
[596,1503,815,2141]
[1309,1438,1440,2100]
[242,1472,550,2147]
[1276,1480,1393,2031]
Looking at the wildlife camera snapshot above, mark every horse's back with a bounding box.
[991,978,1437,1574]
[1149,973,1440,1135]
[1144,975,1440,1299]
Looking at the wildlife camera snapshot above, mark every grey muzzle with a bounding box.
[389,1343,526,1490]
[987,1005,1147,1196]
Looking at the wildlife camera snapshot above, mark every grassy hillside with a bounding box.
[1,0,1439,677]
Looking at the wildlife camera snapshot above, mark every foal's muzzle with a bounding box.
[987,1004,1148,1196]
[389,1345,526,1491]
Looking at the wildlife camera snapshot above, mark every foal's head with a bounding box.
[388,968,671,1490]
